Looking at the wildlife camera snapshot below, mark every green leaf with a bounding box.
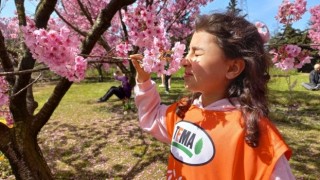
[194,138,203,155]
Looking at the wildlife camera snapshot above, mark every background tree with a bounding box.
[226,0,243,15]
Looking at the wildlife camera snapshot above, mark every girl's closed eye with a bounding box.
[193,47,205,56]
[194,52,203,57]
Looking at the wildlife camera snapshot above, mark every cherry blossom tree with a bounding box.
[0,0,213,179]
[272,0,320,70]
[271,0,320,108]
[308,5,320,55]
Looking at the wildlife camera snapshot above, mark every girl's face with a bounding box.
[182,31,232,104]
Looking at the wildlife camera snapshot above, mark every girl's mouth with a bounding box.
[184,71,193,78]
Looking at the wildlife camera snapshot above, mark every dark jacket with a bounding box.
[114,75,132,98]
[309,70,320,85]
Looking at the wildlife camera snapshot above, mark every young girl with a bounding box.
[130,11,294,180]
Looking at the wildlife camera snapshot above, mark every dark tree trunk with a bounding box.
[97,64,104,82]
[0,123,53,180]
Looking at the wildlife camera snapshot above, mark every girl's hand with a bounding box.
[129,54,151,83]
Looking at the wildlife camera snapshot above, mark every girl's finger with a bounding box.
[130,54,144,70]
[129,54,151,83]
[130,54,143,62]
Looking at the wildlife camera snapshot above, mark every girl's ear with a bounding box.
[226,59,245,80]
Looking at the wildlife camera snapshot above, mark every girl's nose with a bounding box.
[181,56,191,67]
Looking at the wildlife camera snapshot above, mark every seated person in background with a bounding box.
[97,70,132,102]
[302,63,320,90]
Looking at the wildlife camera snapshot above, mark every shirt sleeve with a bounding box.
[270,155,296,180]
[114,75,124,82]
[134,79,171,144]
[310,71,317,85]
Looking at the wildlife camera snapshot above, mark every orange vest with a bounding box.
[165,103,291,180]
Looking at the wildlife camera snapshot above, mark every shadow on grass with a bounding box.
[269,89,320,107]
[268,90,320,179]
[38,102,169,179]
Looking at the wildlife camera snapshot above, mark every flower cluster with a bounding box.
[57,0,125,70]
[276,0,307,25]
[0,77,13,127]
[122,3,186,75]
[4,0,215,79]
[0,17,19,39]
[54,0,215,75]
[142,42,186,76]
[22,21,87,82]
[116,42,133,58]
[270,44,312,70]
[308,5,320,55]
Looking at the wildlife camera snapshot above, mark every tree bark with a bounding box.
[0,123,53,180]
[97,64,104,82]
[0,29,15,85]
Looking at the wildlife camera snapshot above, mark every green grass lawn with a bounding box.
[1,71,319,179]
[268,72,320,180]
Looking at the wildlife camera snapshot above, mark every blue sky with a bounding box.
[0,0,37,17]
[1,0,319,34]
[200,0,319,34]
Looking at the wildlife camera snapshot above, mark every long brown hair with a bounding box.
[176,11,271,148]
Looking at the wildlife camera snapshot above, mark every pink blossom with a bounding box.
[270,44,312,71]
[124,5,179,74]
[275,0,307,25]
[308,5,320,55]
[22,22,87,82]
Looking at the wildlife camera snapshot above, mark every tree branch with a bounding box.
[81,0,136,55]
[118,10,129,41]
[0,56,133,77]
[14,0,27,26]
[0,67,48,76]
[7,48,19,58]
[10,0,32,121]
[157,0,168,15]
[0,122,10,150]
[11,73,41,97]
[34,0,58,28]
[55,8,112,51]
[33,77,72,134]
[33,0,136,133]
[11,0,58,123]
[55,1,113,53]
[76,0,94,25]
[166,0,192,32]
[98,37,112,51]
[54,8,87,36]
[0,30,15,85]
